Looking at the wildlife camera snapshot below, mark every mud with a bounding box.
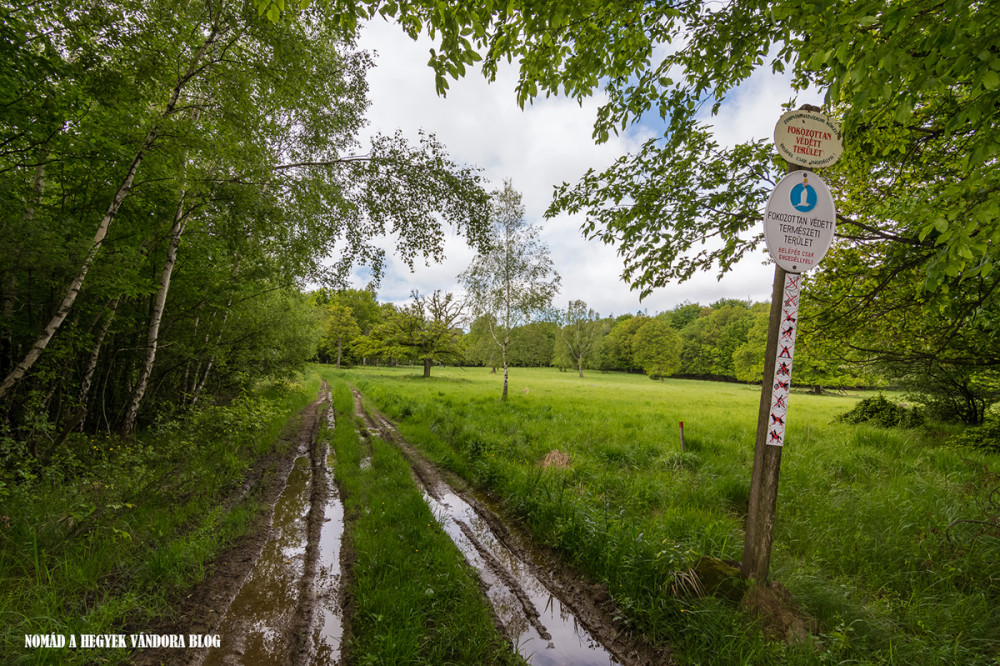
[350,387,668,666]
[132,383,667,666]
[131,383,348,666]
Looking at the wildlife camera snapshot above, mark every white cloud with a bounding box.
[700,53,826,148]
[346,19,810,316]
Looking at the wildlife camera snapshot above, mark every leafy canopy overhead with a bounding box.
[260,0,998,298]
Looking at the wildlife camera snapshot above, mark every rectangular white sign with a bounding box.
[767,273,800,447]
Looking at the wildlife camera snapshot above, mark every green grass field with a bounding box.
[324,364,1000,665]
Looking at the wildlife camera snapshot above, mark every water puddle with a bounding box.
[422,490,619,666]
[348,386,622,665]
[311,449,345,662]
[202,388,347,666]
[204,456,311,665]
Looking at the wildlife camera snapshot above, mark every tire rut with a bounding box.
[142,382,351,666]
[349,386,668,666]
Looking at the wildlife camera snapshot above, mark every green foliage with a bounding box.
[633,318,682,380]
[321,303,362,367]
[508,321,557,367]
[678,302,753,378]
[598,314,646,372]
[552,300,605,377]
[731,309,769,383]
[353,291,466,376]
[0,1,489,436]
[837,394,925,429]
[262,0,999,397]
[899,365,1000,426]
[462,314,501,369]
[949,419,1000,455]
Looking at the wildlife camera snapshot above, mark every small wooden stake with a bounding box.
[679,421,685,452]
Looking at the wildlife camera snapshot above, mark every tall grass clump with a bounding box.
[327,379,522,665]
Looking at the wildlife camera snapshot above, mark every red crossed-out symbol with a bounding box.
[777,361,791,376]
[784,292,799,308]
[781,325,796,340]
[770,413,785,426]
[773,394,787,409]
[779,344,793,358]
[783,310,797,324]
[786,275,801,290]
[769,429,783,444]
[774,379,790,392]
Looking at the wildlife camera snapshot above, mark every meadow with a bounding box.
[329,364,1000,665]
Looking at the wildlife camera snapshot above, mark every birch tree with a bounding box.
[460,182,560,399]
[0,2,491,439]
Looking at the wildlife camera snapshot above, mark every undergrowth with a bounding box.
[0,373,320,664]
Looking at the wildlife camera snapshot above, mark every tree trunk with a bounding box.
[182,310,201,395]
[122,193,188,435]
[50,296,117,451]
[423,358,432,377]
[501,340,509,400]
[0,24,223,401]
[577,356,584,378]
[189,259,239,407]
[80,298,120,408]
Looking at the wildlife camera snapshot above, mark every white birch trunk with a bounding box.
[0,25,222,401]
[122,195,187,434]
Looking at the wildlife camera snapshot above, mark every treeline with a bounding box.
[0,3,487,454]
[313,290,880,391]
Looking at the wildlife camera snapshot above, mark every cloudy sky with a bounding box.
[350,19,824,317]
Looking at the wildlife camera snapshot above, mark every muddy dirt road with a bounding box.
[350,388,663,666]
[133,382,666,665]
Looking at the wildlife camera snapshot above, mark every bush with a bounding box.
[949,419,1000,454]
[837,394,925,428]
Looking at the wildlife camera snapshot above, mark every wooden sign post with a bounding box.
[741,105,841,581]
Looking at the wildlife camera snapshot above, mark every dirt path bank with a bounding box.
[131,383,347,666]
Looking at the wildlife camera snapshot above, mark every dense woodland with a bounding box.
[0,2,491,455]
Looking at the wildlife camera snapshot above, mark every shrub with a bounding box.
[949,419,1000,454]
[837,394,924,428]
